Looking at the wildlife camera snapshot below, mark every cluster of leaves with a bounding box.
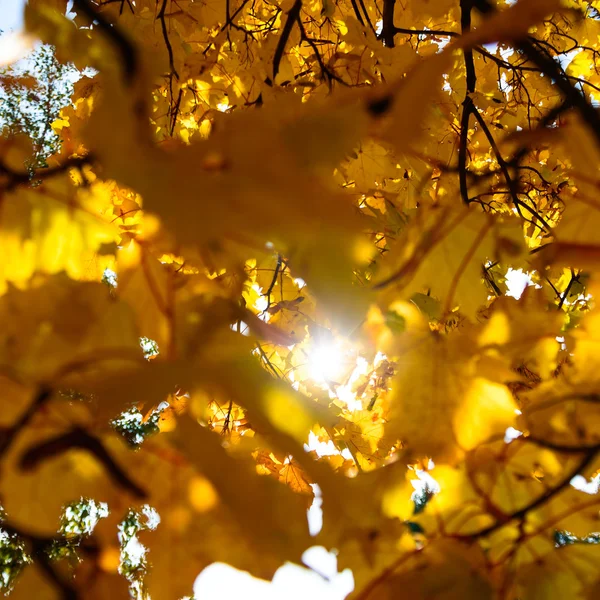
[2,0,600,598]
[0,43,78,169]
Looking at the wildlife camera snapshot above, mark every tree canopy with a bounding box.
[2,0,600,598]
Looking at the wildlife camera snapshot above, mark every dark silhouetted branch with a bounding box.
[158,0,179,80]
[463,446,599,539]
[381,0,396,47]
[20,427,147,499]
[0,387,52,458]
[72,0,138,84]
[458,0,476,205]
[472,0,600,147]
[0,155,94,192]
[272,0,302,82]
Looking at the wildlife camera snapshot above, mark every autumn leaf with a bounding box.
[366,302,518,462]
[374,206,525,317]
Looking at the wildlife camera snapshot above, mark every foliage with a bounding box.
[0,43,78,169]
[2,0,600,598]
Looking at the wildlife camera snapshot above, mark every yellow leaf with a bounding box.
[384,312,518,463]
[374,206,525,317]
[0,274,140,384]
[367,50,454,155]
[366,539,493,600]
[172,416,312,565]
[480,290,565,379]
[455,0,565,49]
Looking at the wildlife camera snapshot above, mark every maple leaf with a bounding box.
[375,206,525,317]
[371,303,518,463]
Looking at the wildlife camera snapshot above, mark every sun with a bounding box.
[308,340,346,383]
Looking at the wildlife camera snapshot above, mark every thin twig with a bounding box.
[462,447,599,539]
[473,0,600,148]
[158,0,179,79]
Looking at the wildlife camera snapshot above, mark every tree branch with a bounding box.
[470,105,551,231]
[458,0,476,205]
[461,0,477,93]
[526,436,600,454]
[472,0,600,147]
[458,95,474,205]
[0,387,52,458]
[1,521,100,600]
[464,446,599,539]
[19,427,147,499]
[349,0,366,29]
[158,0,179,80]
[381,0,396,47]
[357,0,376,35]
[0,155,94,192]
[72,0,138,84]
[393,28,459,38]
[557,269,578,310]
[272,0,302,82]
